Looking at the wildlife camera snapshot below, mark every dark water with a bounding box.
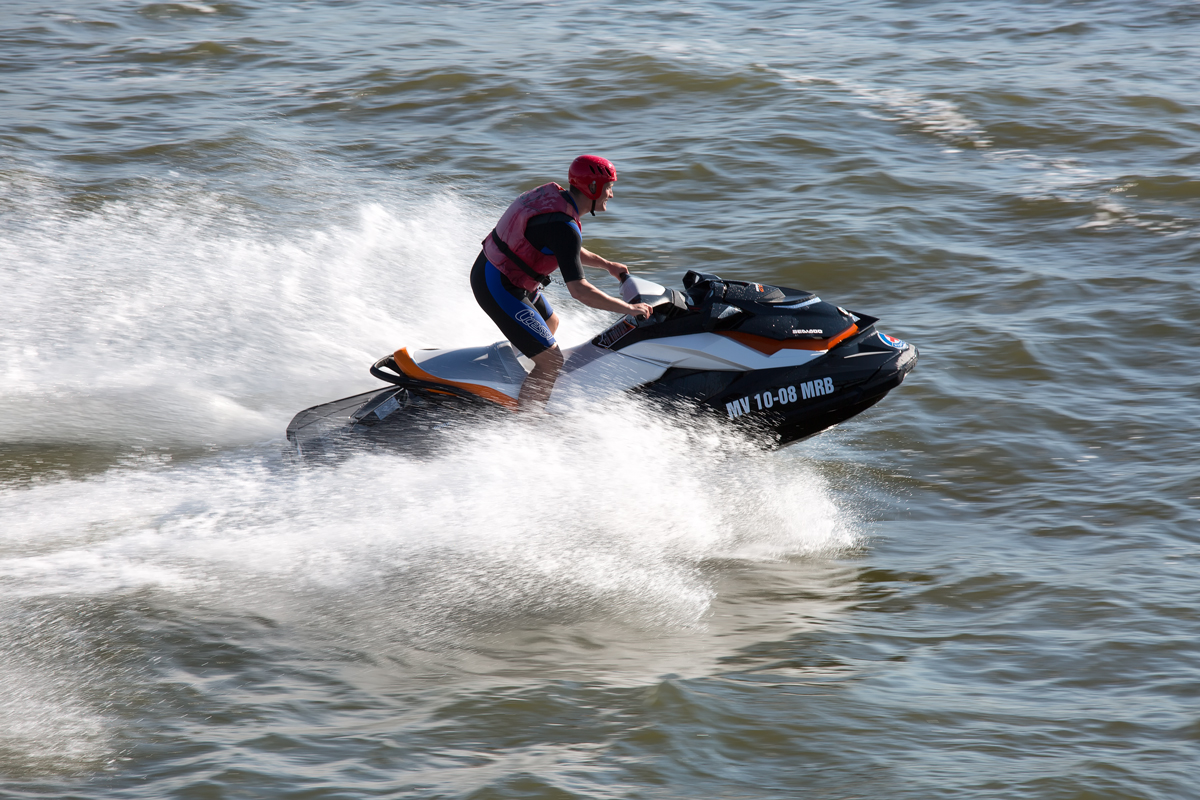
[3,1,1199,797]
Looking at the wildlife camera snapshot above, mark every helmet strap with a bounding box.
[589,198,596,216]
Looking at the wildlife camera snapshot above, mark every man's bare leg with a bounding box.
[519,345,564,412]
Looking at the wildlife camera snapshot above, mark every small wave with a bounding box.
[105,39,262,64]
[766,67,993,149]
[765,66,1199,238]
[136,3,235,19]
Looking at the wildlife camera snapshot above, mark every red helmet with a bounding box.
[568,154,617,200]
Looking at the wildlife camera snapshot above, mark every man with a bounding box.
[470,154,653,411]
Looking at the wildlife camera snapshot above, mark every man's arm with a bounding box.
[567,279,652,319]
[526,215,630,281]
[580,247,629,280]
[525,217,648,316]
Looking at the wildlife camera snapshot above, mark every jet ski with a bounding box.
[286,270,917,456]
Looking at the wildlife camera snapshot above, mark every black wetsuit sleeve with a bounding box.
[525,212,584,283]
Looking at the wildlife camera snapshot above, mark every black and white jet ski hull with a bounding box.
[286,271,917,455]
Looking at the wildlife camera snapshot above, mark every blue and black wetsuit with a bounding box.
[471,199,585,358]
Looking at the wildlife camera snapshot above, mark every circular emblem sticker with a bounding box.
[878,332,906,349]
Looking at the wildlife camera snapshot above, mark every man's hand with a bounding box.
[629,302,653,319]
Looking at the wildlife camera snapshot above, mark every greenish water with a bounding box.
[2,1,1199,797]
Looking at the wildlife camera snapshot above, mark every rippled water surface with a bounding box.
[3,1,1199,797]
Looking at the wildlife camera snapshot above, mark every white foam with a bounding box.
[0,177,511,447]
[0,167,861,766]
[0,653,110,770]
[0,402,855,609]
[0,164,860,623]
[0,400,859,731]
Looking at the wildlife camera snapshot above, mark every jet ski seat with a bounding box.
[376,341,529,409]
[407,341,529,384]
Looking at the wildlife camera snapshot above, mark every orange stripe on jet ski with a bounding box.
[392,348,519,410]
[719,325,859,355]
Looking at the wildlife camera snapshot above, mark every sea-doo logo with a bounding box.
[725,377,836,419]
[515,308,553,341]
[792,329,823,335]
[878,332,906,349]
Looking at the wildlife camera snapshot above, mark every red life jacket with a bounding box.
[482,183,581,293]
